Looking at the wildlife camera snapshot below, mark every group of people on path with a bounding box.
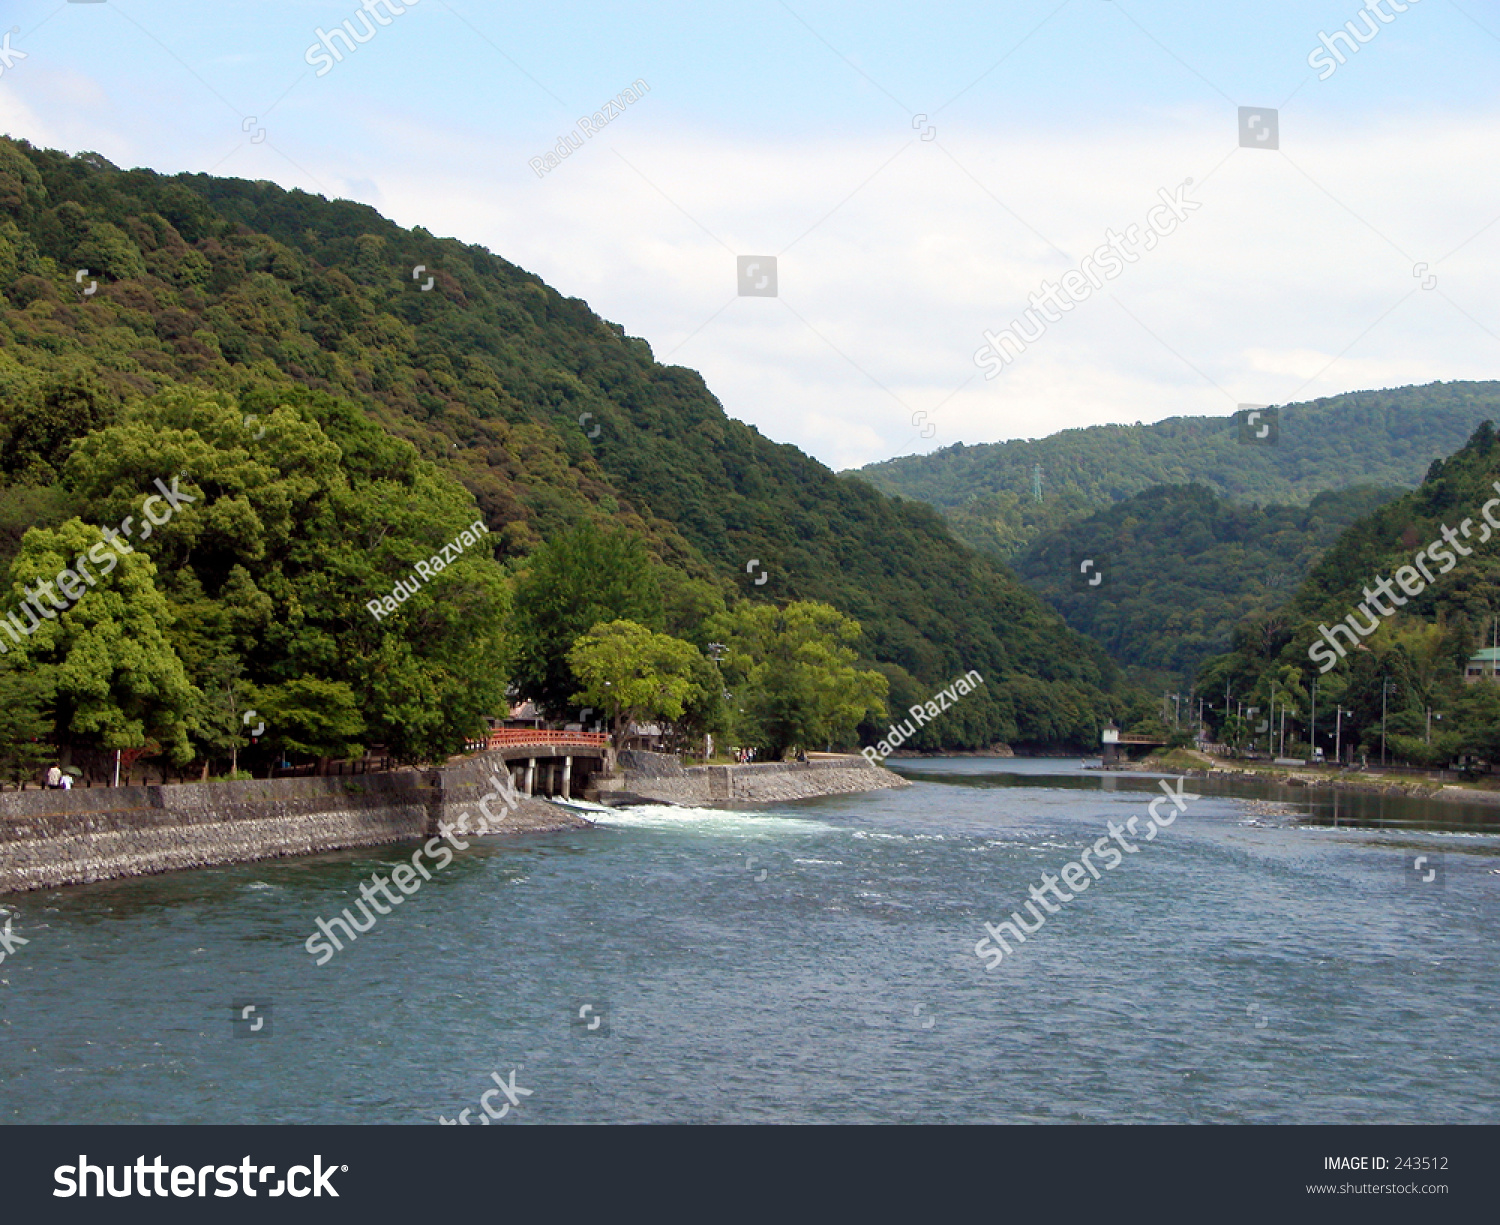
[44,764,73,790]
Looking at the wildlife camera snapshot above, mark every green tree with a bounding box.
[256,677,364,765]
[568,619,703,746]
[510,523,663,717]
[672,650,732,755]
[2,517,198,763]
[709,600,888,758]
[190,654,256,776]
[63,386,510,765]
[0,654,55,787]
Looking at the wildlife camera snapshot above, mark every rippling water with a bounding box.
[2,759,1497,1124]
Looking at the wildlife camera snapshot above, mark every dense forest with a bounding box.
[1196,422,1500,767]
[0,136,1145,777]
[851,384,1500,559]
[1012,483,1401,685]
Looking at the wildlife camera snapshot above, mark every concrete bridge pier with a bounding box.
[524,758,535,796]
[562,756,572,800]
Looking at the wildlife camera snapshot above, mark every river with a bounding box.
[2,758,1496,1123]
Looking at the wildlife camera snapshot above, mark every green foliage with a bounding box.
[1198,421,1500,766]
[257,677,364,761]
[709,600,889,758]
[510,522,664,718]
[0,653,55,786]
[0,369,119,485]
[567,619,705,743]
[0,134,1137,762]
[854,383,1500,560]
[3,516,198,763]
[1011,483,1398,685]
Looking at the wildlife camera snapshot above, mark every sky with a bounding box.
[0,0,1497,470]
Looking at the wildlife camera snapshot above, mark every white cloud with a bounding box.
[364,107,1498,469]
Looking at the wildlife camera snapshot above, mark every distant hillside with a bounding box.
[0,135,1140,751]
[1196,422,1500,766]
[1011,483,1401,685]
[848,383,1500,559]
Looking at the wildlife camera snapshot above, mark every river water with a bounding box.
[2,758,1497,1124]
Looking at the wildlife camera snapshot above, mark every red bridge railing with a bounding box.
[469,729,610,751]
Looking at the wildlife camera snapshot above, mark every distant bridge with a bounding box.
[1101,730,1166,764]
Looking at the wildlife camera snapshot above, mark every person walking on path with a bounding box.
[45,764,62,789]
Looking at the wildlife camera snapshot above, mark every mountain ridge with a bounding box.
[0,134,1140,751]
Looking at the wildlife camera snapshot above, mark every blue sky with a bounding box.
[3,1,1498,467]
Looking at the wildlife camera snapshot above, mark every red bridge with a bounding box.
[460,729,611,800]
[471,729,609,751]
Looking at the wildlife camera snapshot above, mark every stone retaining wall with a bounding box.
[594,753,909,805]
[0,753,589,896]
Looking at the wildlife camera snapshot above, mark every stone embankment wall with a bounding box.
[592,752,910,805]
[0,753,588,896]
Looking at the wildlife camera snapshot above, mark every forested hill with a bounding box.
[849,383,1500,559]
[1011,483,1400,685]
[1195,422,1500,767]
[0,135,1134,752]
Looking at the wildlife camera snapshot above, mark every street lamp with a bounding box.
[1426,708,1443,746]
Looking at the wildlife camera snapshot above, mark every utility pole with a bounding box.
[1335,706,1347,767]
[1269,681,1276,757]
[1381,679,1394,767]
[1310,677,1316,759]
